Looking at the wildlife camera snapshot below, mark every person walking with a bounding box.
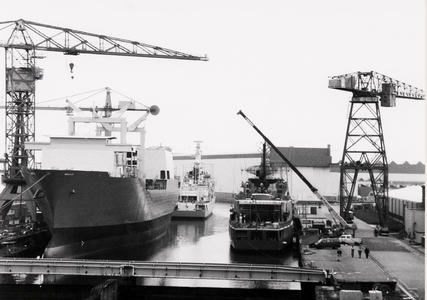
[364,247,370,258]
[358,245,362,258]
[351,245,355,258]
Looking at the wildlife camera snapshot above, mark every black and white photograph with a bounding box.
[0,1,424,299]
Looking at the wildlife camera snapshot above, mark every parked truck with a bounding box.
[339,234,362,245]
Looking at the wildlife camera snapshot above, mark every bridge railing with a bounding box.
[0,258,328,283]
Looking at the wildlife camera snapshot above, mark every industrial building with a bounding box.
[173,145,425,202]
[388,185,425,243]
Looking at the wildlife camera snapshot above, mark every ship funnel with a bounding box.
[149,105,160,115]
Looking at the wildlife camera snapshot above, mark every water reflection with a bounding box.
[149,202,297,266]
[1,203,298,287]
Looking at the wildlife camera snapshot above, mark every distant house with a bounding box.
[389,161,425,174]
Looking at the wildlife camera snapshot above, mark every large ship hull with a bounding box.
[22,169,179,259]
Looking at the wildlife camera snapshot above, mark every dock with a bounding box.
[0,202,424,299]
[0,258,327,282]
[300,243,396,293]
[298,202,425,300]
[0,258,329,299]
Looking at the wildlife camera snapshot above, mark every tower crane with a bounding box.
[0,19,207,213]
[328,71,425,228]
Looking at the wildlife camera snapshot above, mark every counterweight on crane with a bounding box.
[328,71,425,228]
[0,19,207,217]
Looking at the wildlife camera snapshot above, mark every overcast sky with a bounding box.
[0,0,425,164]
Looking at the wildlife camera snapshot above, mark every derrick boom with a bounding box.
[237,110,354,230]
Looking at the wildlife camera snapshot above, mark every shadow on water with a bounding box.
[82,203,297,266]
[0,203,299,288]
[149,203,298,266]
[229,245,299,266]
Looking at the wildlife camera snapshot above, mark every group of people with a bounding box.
[339,245,370,258]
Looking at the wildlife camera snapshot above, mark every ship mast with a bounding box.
[193,141,203,184]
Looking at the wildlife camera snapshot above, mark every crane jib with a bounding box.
[237,110,317,193]
[237,110,354,230]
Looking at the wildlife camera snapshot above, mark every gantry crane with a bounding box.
[0,19,207,214]
[328,71,425,228]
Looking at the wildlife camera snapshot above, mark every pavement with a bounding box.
[301,204,425,300]
[353,216,425,300]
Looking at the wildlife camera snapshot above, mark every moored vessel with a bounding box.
[229,143,295,251]
[0,187,51,258]
[172,141,216,219]
[21,90,179,259]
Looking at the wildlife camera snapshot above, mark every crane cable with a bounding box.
[0,173,50,213]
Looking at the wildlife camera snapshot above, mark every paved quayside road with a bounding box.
[354,217,425,300]
[313,204,425,300]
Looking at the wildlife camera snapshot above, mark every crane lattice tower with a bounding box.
[0,19,207,212]
[328,71,424,227]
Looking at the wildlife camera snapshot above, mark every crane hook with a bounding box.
[69,63,75,79]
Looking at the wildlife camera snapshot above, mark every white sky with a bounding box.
[0,0,425,164]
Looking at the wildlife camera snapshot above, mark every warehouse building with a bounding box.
[173,145,425,203]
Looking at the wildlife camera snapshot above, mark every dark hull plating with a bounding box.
[45,214,171,259]
[22,169,179,259]
[229,220,294,251]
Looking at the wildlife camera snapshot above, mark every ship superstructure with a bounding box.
[21,94,179,259]
[229,143,294,251]
[172,142,216,218]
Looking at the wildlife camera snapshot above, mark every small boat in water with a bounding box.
[21,90,179,259]
[229,143,295,251]
[0,187,51,258]
[172,141,216,219]
[0,222,50,257]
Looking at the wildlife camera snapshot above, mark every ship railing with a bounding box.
[230,220,288,229]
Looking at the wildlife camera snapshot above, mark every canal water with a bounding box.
[150,202,298,266]
[0,202,300,292]
[138,201,300,290]
[87,201,298,266]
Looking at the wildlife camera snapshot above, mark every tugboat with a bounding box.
[229,143,295,251]
[172,141,216,219]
